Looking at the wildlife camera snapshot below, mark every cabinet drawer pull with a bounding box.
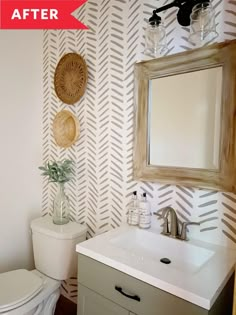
[115,285,141,302]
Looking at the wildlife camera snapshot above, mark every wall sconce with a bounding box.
[144,0,218,57]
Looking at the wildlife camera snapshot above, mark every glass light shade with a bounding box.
[144,22,168,57]
[189,2,218,46]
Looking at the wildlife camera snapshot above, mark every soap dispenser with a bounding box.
[127,191,139,225]
[139,192,151,229]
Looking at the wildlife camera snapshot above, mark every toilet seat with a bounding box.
[0,269,43,313]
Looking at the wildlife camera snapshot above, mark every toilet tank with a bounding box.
[31,216,87,281]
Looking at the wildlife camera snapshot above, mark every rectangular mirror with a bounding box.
[133,40,236,192]
[149,66,222,169]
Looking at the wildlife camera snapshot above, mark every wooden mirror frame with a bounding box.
[133,40,236,192]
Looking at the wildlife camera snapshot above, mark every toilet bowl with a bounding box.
[0,216,87,315]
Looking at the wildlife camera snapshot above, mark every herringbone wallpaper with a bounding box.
[42,0,236,301]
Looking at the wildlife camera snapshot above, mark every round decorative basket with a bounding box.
[54,53,88,105]
[53,110,80,148]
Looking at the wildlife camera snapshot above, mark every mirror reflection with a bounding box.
[148,67,223,169]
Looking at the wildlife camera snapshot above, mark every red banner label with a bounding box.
[0,0,88,29]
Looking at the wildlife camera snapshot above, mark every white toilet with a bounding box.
[0,216,87,315]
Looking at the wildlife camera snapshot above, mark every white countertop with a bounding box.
[76,224,236,310]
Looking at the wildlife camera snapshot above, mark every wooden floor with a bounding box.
[55,295,77,315]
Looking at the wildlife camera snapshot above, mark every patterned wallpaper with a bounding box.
[42,0,236,301]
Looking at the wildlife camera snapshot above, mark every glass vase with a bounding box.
[53,182,70,225]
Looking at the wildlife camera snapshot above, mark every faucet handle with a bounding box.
[180,221,200,241]
[153,211,163,219]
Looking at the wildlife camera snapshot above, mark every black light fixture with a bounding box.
[144,0,218,57]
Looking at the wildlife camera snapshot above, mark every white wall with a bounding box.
[0,30,43,273]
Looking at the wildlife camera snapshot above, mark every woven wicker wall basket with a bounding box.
[54,53,88,105]
[53,110,80,148]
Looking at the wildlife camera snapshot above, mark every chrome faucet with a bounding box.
[154,207,200,241]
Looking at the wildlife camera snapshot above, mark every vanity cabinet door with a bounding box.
[78,283,129,315]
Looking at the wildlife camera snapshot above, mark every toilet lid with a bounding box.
[0,269,43,312]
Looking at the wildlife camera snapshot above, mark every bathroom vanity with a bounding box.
[76,226,236,315]
[77,254,233,315]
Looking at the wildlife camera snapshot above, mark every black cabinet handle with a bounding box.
[115,285,141,302]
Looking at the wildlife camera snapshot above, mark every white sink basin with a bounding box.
[76,224,236,310]
[110,228,214,274]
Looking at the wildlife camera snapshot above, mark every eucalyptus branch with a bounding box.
[39,159,74,183]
